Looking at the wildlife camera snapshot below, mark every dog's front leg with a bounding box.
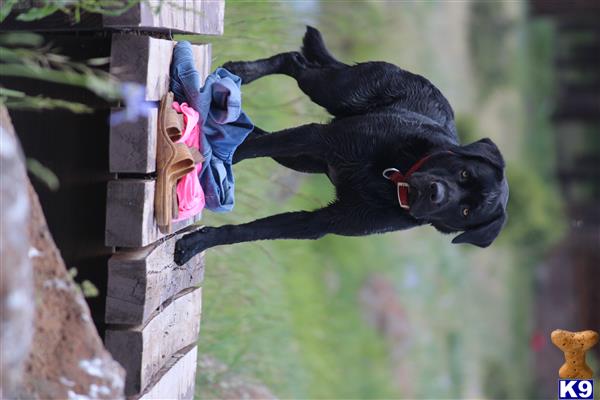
[174,205,338,265]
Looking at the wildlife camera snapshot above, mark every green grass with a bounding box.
[179,1,562,398]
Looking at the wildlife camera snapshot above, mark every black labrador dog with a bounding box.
[174,26,509,265]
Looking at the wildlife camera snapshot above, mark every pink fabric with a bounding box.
[172,101,205,221]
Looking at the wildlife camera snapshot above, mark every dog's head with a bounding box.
[407,138,509,247]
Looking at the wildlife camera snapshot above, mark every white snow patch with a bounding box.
[109,370,124,390]
[106,365,124,390]
[43,278,71,291]
[89,384,111,398]
[75,295,90,310]
[79,358,104,378]
[28,246,41,258]
[60,376,76,387]
[67,390,91,400]
[79,357,124,391]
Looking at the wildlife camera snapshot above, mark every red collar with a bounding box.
[383,151,452,209]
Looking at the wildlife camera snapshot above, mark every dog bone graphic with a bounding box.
[551,329,599,379]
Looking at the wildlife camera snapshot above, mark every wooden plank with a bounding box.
[105,179,203,248]
[173,0,186,31]
[135,345,197,400]
[105,230,205,325]
[1,1,224,35]
[197,0,225,36]
[184,0,196,33]
[109,42,211,173]
[106,0,224,35]
[109,107,157,174]
[105,287,202,396]
[109,35,170,102]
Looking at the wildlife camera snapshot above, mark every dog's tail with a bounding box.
[301,26,346,67]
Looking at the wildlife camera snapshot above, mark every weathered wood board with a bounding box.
[109,107,158,174]
[109,36,211,103]
[135,345,198,400]
[1,0,224,35]
[109,39,211,173]
[106,229,205,325]
[106,0,226,36]
[105,287,202,396]
[105,179,203,248]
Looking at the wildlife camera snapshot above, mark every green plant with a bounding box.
[26,158,60,191]
[0,32,121,122]
[1,87,92,112]
[0,0,141,24]
[68,267,99,298]
[0,34,122,103]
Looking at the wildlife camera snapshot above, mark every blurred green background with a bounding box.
[179,1,597,399]
[2,0,597,398]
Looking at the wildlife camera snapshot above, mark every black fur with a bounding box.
[174,26,509,265]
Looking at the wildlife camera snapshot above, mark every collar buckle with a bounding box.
[382,168,399,180]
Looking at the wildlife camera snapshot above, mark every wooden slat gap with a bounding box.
[106,285,198,331]
[131,344,198,400]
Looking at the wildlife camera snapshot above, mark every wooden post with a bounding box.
[2,3,223,399]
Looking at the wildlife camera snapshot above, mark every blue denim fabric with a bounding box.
[170,41,254,212]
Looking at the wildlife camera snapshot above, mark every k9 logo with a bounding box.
[558,380,594,399]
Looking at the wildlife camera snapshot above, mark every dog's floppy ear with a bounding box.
[455,138,505,170]
[452,212,507,248]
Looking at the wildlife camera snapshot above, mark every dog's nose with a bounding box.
[429,182,445,204]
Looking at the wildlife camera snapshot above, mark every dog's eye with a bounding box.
[462,207,470,217]
[460,170,470,180]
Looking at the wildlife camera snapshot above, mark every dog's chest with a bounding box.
[327,162,397,207]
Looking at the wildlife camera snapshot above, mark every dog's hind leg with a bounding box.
[223,50,314,85]
[224,27,411,117]
[233,123,328,164]
[223,26,347,84]
[242,126,327,173]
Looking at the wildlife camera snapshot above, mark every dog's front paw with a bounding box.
[173,227,211,266]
